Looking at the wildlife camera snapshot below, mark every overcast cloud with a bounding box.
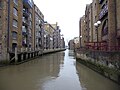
[34,0,92,45]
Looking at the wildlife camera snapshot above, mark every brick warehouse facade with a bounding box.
[0,0,65,63]
[79,0,120,51]
[78,0,120,83]
[0,0,8,61]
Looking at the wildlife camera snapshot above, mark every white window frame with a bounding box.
[13,19,18,28]
[13,0,18,5]
[13,7,18,16]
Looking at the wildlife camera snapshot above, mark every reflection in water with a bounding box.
[42,50,82,90]
[0,50,120,90]
[0,52,65,90]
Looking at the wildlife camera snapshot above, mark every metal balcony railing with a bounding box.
[99,0,104,4]
[85,42,120,52]
[23,9,29,17]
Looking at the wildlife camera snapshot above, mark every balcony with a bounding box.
[99,5,108,19]
[22,18,29,26]
[23,9,29,17]
[22,28,27,32]
[99,0,104,4]
[23,0,33,8]
[22,31,28,36]
[22,27,27,36]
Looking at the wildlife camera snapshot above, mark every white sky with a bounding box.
[33,0,92,45]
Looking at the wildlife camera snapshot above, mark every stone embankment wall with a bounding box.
[0,48,66,66]
[76,50,120,84]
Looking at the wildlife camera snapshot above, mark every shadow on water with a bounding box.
[76,61,120,90]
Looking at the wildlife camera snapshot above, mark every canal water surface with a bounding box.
[0,50,120,90]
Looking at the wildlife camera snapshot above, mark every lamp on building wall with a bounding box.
[94,20,101,50]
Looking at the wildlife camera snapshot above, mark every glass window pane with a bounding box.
[0,1,2,8]
[13,19,18,27]
[13,7,17,16]
[0,18,1,24]
[0,1,4,8]
[13,0,18,5]
[12,32,17,39]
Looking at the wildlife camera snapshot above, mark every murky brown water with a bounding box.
[0,50,120,90]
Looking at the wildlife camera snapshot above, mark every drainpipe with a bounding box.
[7,0,10,53]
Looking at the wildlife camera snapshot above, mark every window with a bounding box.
[29,13,32,18]
[102,4,105,9]
[102,20,108,36]
[13,19,18,27]
[0,0,3,8]
[29,21,32,26]
[0,34,1,41]
[0,18,2,29]
[13,7,17,16]
[95,3,96,8]
[12,31,17,39]
[13,0,18,5]
[12,43,17,52]
[117,38,120,46]
[0,43,2,53]
[0,1,2,8]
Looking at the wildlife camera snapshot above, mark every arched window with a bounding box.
[12,31,17,39]
[102,19,108,36]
